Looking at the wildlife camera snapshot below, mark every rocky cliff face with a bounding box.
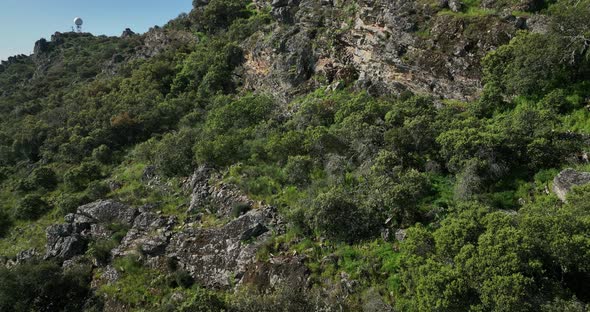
[236,0,532,103]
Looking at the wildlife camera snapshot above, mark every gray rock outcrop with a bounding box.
[243,0,520,103]
[121,28,136,38]
[112,210,177,258]
[552,169,590,202]
[74,200,137,225]
[45,223,88,260]
[45,200,137,260]
[164,206,281,288]
[42,169,304,293]
[185,166,260,217]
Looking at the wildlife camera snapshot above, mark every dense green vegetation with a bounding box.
[0,260,93,311]
[1,0,589,310]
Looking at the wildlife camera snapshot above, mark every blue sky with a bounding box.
[0,0,193,61]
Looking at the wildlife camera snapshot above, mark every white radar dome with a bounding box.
[74,17,83,26]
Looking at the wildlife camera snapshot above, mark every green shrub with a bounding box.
[0,261,92,312]
[52,192,88,215]
[231,202,251,218]
[0,210,12,238]
[308,187,374,243]
[205,94,275,133]
[167,270,194,289]
[85,180,110,201]
[284,155,313,186]
[16,167,58,193]
[64,162,102,191]
[154,130,196,177]
[14,194,50,220]
[191,0,251,32]
[30,167,58,191]
[107,223,131,243]
[264,131,307,162]
[229,285,323,312]
[92,144,112,164]
[88,239,117,264]
[176,287,226,312]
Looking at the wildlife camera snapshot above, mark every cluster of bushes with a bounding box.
[0,260,92,311]
[397,185,590,311]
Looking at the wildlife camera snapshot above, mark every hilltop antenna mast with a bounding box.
[74,17,83,32]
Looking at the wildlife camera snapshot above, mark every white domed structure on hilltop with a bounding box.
[74,17,83,32]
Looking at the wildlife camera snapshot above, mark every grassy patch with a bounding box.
[266,235,404,302]
[98,255,170,308]
[108,161,189,218]
[0,215,56,258]
[438,7,497,17]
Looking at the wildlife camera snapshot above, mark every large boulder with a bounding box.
[45,200,136,261]
[553,169,590,202]
[186,166,214,214]
[45,224,88,260]
[74,200,137,225]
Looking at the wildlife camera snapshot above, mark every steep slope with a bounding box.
[1,0,590,311]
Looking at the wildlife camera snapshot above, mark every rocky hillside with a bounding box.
[1,0,590,311]
[242,0,524,101]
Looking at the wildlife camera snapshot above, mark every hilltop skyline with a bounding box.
[0,0,193,61]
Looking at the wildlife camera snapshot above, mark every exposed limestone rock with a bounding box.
[91,265,120,288]
[62,255,93,271]
[553,169,590,202]
[395,229,407,242]
[525,14,550,34]
[109,198,293,290]
[112,210,177,258]
[240,223,269,241]
[270,0,301,23]
[42,170,303,294]
[241,255,310,291]
[16,248,39,264]
[245,0,519,103]
[45,223,88,260]
[74,200,137,226]
[185,165,214,214]
[165,206,282,288]
[103,27,198,76]
[185,166,259,217]
[135,27,198,60]
[362,288,394,312]
[45,200,136,260]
